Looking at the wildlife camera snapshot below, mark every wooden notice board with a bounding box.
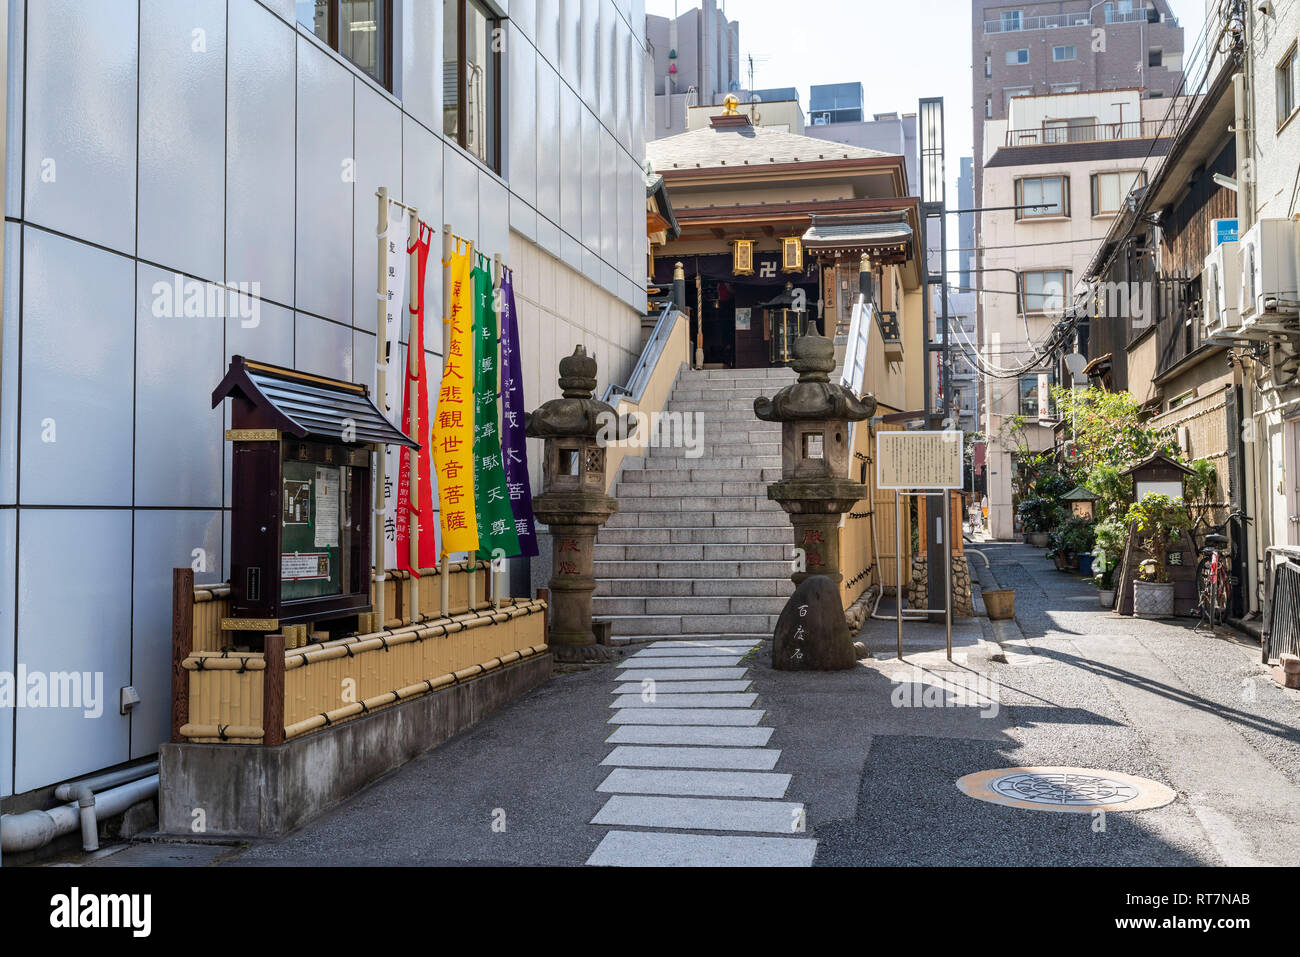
[876,430,964,490]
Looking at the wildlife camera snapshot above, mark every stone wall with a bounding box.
[905,557,974,617]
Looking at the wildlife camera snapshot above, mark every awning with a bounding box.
[1082,352,1112,377]
[213,355,419,448]
[801,219,913,256]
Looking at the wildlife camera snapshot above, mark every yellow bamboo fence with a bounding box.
[172,564,548,746]
[838,416,916,608]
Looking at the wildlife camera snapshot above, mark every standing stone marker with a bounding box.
[772,575,856,671]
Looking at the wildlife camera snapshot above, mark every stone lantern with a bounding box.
[755,324,876,670]
[526,345,632,662]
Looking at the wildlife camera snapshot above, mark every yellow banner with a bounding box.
[433,241,479,555]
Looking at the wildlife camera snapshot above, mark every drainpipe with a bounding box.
[1,763,159,856]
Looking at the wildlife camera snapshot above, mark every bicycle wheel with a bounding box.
[1195,555,1214,622]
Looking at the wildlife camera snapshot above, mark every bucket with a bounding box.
[984,588,1015,620]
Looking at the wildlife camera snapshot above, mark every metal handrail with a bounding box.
[1004,118,1175,147]
[602,304,680,405]
[983,8,1160,33]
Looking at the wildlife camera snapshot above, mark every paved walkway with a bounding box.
[84,541,1300,867]
[585,639,816,866]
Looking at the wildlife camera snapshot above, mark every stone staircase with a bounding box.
[593,367,798,641]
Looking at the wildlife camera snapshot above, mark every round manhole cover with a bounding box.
[956,766,1176,813]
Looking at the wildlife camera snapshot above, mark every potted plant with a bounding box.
[1124,493,1191,619]
[1092,517,1126,608]
[1017,497,1054,548]
[1061,516,1096,574]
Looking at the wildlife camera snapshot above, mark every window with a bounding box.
[1020,270,1070,314]
[1004,87,1032,110]
[1015,175,1069,218]
[1053,45,1076,62]
[1006,48,1030,66]
[985,53,993,78]
[296,0,393,89]
[1044,116,1097,142]
[444,0,501,171]
[1279,43,1299,128]
[1091,169,1147,215]
[1051,82,1080,94]
[1104,0,1134,24]
[986,96,993,119]
[1018,376,1041,416]
[1001,9,1023,31]
[1148,47,1163,68]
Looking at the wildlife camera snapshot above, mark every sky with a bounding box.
[644,0,1207,205]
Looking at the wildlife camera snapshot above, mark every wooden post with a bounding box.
[407,205,421,623]
[374,187,389,633]
[170,568,194,743]
[263,634,286,747]
[537,587,549,643]
[440,224,453,617]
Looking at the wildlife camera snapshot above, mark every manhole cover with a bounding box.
[956,766,1176,813]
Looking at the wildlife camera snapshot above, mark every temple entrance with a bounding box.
[694,276,818,369]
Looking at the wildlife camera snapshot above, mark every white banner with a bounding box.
[379,201,409,571]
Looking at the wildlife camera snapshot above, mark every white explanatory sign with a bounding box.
[876,430,964,490]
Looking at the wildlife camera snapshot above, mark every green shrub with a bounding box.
[1124,493,1191,584]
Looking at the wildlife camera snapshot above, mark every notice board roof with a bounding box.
[212,356,419,449]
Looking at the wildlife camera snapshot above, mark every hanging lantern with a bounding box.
[733,239,755,276]
[668,63,677,74]
[781,236,803,273]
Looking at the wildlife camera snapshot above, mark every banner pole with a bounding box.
[492,252,504,612]
[374,187,389,634]
[407,206,421,622]
[440,224,452,617]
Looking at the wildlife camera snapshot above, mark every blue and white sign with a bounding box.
[1211,218,1239,247]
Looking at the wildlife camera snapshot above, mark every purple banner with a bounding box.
[499,269,539,557]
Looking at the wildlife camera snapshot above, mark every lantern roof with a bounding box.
[1062,485,1099,502]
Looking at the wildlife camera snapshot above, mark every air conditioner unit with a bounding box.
[1239,218,1300,326]
[1203,240,1241,335]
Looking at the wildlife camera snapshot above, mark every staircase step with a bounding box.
[596,577,794,598]
[647,445,781,460]
[617,467,783,484]
[592,559,793,578]
[594,543,791,562]
[596,526,790,545]
[606,509,789,528]
[662,408,769,422]
[611,495,777,513]
[594,595,789,616]
[616,481,774,499]
[604,613,780,636]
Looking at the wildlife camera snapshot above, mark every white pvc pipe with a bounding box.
[1,774,158,855]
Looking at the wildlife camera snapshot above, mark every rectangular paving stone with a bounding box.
[616,668,749,681]
[611,680,752,694]
[608,693,758,709]
[586,831,816,867]
[597,769,792,799]
[606,725,775,747]
[647,640,761,652]
[616,656,742,668]
[608,708,765,726]
[590,795,805,834]
[601,745,780,770]
[629,647,755,658]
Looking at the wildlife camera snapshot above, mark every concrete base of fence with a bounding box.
[158,651,552,838]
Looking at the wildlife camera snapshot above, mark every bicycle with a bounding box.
[1194,510,1248,630]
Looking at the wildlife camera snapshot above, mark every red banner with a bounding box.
[396,222,439,573]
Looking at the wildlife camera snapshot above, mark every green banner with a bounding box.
[472,259,521,561]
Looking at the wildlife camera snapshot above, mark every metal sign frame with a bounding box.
[876,429,965,491]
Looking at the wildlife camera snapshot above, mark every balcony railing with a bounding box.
[1004,118,1176,147]
[984,8,1166,33]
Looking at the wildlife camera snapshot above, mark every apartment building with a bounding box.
[645,0,740,138]
[980,89,1177,539]
[0,0,650,801]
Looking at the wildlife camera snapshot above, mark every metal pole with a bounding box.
[944,490,953,662]
[374,187,389,633]
[896,490,903,661]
